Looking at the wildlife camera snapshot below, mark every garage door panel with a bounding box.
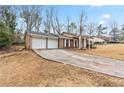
[32,38,46,49]
[48,39,58,48]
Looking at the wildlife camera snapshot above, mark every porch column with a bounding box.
[64,39,66,47]
[91,40,94,48]
[83,37,87,49]
[77,40,79,47]
[79,36,82,49]
[88,39,90,49]
[68,39,70,47]
[76,40,78,47]
[73,39,75,47]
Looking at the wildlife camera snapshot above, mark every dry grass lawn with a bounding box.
[67,44,124,61]
[1,48,124,86]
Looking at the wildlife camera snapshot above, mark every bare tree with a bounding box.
[78,10,87,49]
[20,5,42,32]
[44,7,62,35]
[67,16,70,33]
[54,11,62,35]
[34,6,42,32]
[121,25,124,41]
[109,21,120,42]
[44,8,51,33]
[87,22,96,36]
[79,10,87,35]
[97,24,107,36]
[69,22,77,34]
[44,7,63,35]
[49,8,56,34]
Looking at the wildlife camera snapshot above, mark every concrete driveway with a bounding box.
[34,49,124,78]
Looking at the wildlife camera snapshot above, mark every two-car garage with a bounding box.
[31,38,58,49]
[25,31,59,49]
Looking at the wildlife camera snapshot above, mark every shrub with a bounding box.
[0,26,12,50]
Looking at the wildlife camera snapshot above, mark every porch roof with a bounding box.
[61,32,79,39]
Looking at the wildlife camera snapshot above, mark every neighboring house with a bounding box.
[92,37,105,44]
[120,40,124,43]
[97,36,113,43]
[25,31,94,49]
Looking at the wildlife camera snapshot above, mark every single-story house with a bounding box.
[25,31,94,49]
[97,35,113,43]
[92,37,105,44]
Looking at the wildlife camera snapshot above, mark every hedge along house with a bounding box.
[25,31,93,49]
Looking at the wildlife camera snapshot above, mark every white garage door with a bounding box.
[32,38,46,49]
[48,39,58,48]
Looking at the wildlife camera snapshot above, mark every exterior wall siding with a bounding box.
[59,38,64,48]
[25,34,31,49]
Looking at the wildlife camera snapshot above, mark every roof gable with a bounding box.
[26,31,59,38]
[61,32,78,38]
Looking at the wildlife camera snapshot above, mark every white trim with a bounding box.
[77,40,79,47]
[83,38,87,49]
[73,39,75,47]
[64,39,66,47]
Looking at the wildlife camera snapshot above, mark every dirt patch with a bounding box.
[1,50,124,86]
[0,45,24,55]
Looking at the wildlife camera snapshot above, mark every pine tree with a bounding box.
[0,6,16,49]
